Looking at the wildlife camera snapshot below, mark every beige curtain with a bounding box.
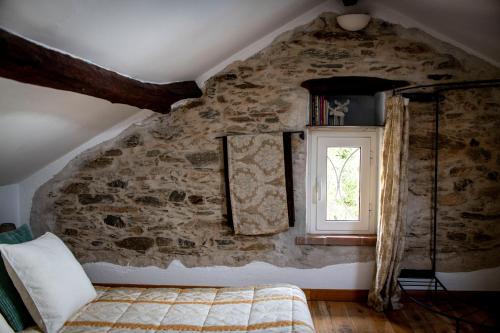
[368,95,410,312]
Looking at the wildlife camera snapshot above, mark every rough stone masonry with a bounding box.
[31,13,500,272]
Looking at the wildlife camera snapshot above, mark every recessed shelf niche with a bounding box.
[301,76,409,127]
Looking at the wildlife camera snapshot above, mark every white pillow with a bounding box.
[0,312,15,333]
[0,232,96,333]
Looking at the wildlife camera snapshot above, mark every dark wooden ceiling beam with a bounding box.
[0,29,202,114]
[342,0,358,6]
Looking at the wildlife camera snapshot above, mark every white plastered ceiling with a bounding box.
[0,0,324,185]
[0,78,141,184]
[366,0,500,67]
[0,0,324,83]
[0,0,499,185]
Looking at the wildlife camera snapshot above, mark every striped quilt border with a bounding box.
[93,295,307,306]
[94,285,304,293]
[65,320,314,331]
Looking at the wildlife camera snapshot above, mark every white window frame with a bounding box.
[306,127,381,234]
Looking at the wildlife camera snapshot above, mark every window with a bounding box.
[306,128,380,234]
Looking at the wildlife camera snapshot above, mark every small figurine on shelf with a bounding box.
[328,99,350,125]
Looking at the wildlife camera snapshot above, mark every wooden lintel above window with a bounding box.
[0,29,202,114]
[301,76,409,96]
[295,234,377,246]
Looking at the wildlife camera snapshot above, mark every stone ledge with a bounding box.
[295,234,377,246]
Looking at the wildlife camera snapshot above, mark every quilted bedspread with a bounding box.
[23,284,315,332]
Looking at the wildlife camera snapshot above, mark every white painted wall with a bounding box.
[84,261,500,291]
[0,183,20,226]
[436,267,500,291]
[85,261,375,289]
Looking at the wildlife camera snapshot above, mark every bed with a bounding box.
[21,284,315,332]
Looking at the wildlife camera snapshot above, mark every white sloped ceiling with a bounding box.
[0,0,498,185]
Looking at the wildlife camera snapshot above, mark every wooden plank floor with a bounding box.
[308,301,495,333]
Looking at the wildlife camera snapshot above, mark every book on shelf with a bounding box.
[309,94,331,126]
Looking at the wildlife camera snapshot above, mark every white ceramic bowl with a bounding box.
[336,14,371,31]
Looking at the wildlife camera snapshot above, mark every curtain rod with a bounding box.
[394,78,500,94]
[215,131,304,140]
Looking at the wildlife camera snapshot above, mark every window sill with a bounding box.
[295,234,377,246]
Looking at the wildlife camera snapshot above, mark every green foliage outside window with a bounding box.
[326,147,360,221]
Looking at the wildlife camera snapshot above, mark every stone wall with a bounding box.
[31,13,500,271]
[406,88,500,271]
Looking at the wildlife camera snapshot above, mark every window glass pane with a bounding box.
[326,147,360,221]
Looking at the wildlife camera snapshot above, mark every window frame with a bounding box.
[306,127,381,235]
